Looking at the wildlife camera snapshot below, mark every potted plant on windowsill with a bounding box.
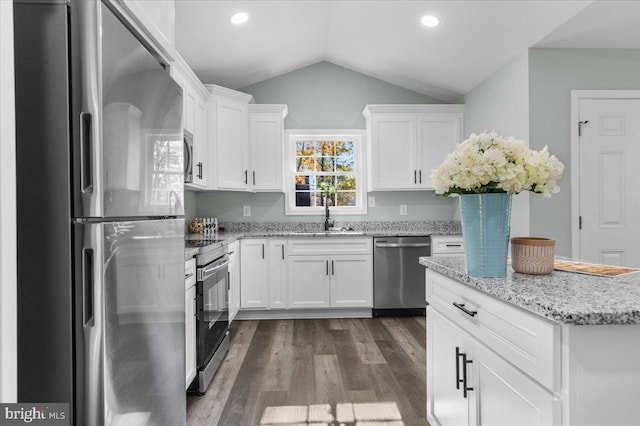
[431,131,564,278]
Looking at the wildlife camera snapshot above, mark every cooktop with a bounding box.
[185,238,224,248]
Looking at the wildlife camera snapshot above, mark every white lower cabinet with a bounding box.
[287,238,373,309]
[240,239,268,309]
[239,238,288,310]
[239,237,373,312]
[185,258,197,389]
[428,309,556,426]
[426,269,559,426]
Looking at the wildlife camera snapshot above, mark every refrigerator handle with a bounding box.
[82,248,95,326]
[80,112,94,193]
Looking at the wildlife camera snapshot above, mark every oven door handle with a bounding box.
[199,258,229,280]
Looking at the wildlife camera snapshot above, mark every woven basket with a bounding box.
[510,237,555,275]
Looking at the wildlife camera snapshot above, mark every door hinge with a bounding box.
[578,120,590,137]
[579,216,582,230]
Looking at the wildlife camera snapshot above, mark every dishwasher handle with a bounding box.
[375,242,431,248]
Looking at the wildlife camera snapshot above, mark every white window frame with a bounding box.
[284,129,367,215]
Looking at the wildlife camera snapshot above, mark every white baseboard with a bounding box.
[235,308,372,320]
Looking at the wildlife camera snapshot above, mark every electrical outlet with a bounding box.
[400,204,408,216]
[243,205,251,217]
[368,196,376,207]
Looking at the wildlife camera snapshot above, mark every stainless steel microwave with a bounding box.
[184,129,193,183]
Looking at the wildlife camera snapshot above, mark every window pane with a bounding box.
[296,141,317,160]
[337,176,356,190]
[317,175,335,190]
[318,156,335,172]
[296,157,316,172]
[337,191,356,206]
[336,140,353,152]
[336,153,354,172]
[317,141,335,156]
[295,191,312,207]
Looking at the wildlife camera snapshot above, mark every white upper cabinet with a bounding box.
[171,62,209,189]
[206,85,253,191]
[363,105,464,191]
[248,105,288,192]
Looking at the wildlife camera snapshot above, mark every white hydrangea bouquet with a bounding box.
[431,131,565,197]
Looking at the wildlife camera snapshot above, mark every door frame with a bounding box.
[570,90,640,258]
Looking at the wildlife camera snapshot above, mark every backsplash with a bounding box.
[189,191,459,224]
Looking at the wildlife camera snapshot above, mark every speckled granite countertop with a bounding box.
[186,220,461,240]
[419,255,640,325]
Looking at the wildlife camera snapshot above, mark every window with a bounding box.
[285,130,366,215]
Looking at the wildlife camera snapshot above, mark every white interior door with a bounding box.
[578,98,640,267]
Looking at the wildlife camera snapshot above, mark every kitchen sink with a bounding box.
[290,230,365,236]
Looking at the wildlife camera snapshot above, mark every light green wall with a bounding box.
[192,61,458,223]
[463,51,531,240]
[241,61,443,129]
[528,48,640,256]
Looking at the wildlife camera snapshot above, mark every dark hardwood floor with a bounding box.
[187,316,428,426]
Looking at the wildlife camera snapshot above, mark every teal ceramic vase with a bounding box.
[459,193,512,278]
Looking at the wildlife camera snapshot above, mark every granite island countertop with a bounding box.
[420,255,640,325]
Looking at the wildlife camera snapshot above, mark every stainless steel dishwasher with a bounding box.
[373,236,431,316]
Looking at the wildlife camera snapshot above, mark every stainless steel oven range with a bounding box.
[187,240,229,394]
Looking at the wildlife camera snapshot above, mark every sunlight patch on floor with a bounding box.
[259,401,404,425]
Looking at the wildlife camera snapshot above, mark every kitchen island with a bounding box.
[420,255,640,426]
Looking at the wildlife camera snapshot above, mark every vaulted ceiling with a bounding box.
[175,1,640,102]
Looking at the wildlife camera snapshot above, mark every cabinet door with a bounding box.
[470,339,558,426]
[240,239,268,309]
[369,114,416,190]
[249,113,284,192]
[287,256,331,308]
[330,254,372,307]
[427,308,472,426]
[417,113,463,189]
[269,240,287,309]
[185,285,196,389]
[216,98,248,189]
[192,98,208,186]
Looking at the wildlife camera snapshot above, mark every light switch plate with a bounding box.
[400,204,407,216]
[368,196,376,207]
[243,205,251,216]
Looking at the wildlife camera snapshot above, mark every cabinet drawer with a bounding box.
[425,269,560,391]
[287,238,372,255]
[431,235,464,255]
[185,258,196,289]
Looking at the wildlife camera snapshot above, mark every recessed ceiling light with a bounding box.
[421,15,440,28]
[230,12,249,25]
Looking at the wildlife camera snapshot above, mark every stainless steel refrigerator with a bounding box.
[14,1,186,425]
